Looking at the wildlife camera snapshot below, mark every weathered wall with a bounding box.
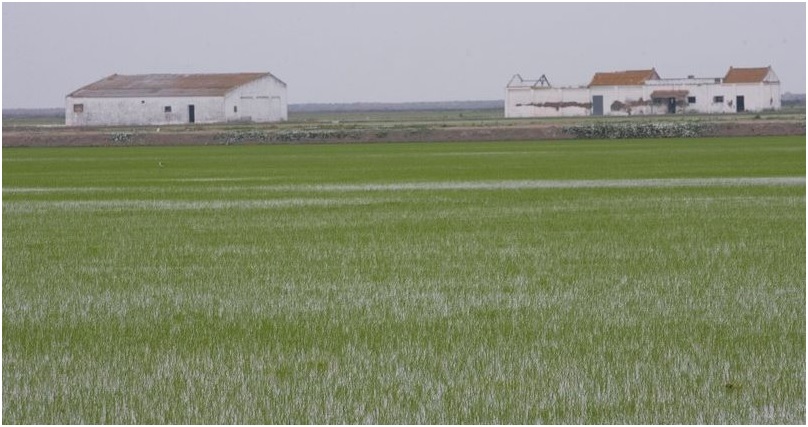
[506,81,782,118]
[223,75,288,122]
[66,96,224,126]
[636,82,781,114]
[506,87,591,117]
[589,86,645,116]
[711,83,781,112]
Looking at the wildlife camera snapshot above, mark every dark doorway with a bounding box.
[736,96,745,113]
[188,105,195,123]
[667,98,676,114]
[592,96,603,116]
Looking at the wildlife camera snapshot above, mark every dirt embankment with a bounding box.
[2,120,804,148]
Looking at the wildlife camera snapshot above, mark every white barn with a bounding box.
[66,72,287,126]
[505,66,781,118]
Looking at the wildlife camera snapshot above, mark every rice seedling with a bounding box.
[3,136,804,423]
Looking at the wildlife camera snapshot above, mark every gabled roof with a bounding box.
[589,69,660,86]
[68,73,284,98]
[723,66,778,84]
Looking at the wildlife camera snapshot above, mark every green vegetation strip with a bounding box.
[3,137,805,423]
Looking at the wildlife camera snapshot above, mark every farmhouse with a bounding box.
[505,66,781,118]
[66,72,287,126]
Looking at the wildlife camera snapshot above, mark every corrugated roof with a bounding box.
[723,66,773,84]
[589,69,659,86]
[68,73,283,98]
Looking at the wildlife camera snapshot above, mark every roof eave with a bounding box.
[66,73,118,98]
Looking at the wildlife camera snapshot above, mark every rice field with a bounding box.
[2,136,805,423]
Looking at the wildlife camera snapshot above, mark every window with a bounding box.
[73,104,84,113]
[687,96,696,104]
[164,106,172,113]
[234,106,238,113]
[713,96,724,103]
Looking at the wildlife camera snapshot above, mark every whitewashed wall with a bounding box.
[506,81,781,118]
[223,75,288,122]
[65,96,223,126]
[713,84,781,112]
[505,87,591,117]
[589,86,646,116]
[638,82,780,114]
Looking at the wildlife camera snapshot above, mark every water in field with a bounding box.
[3,137,805,423]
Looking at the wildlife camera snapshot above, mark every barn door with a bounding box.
[592,96,603,116]
[736,96,745,112]
[188,105,195,123]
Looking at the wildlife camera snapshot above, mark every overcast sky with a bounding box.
[3,2,806,108]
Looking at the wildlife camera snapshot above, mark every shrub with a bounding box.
[562,121,708,139]
[108,132,135,143]
[269,129,361,142]
[213,130,269,144]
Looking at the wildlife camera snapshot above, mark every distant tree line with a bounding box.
[3,108,64,118]
[781,92,806,107]
[288,100,504,113]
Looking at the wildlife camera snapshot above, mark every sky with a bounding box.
[2,2,806,108]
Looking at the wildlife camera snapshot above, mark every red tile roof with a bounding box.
[589,69,659,86]
[723,67,772,84]
[68,73,283,98]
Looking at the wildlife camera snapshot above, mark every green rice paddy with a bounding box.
[2,136,805,423]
